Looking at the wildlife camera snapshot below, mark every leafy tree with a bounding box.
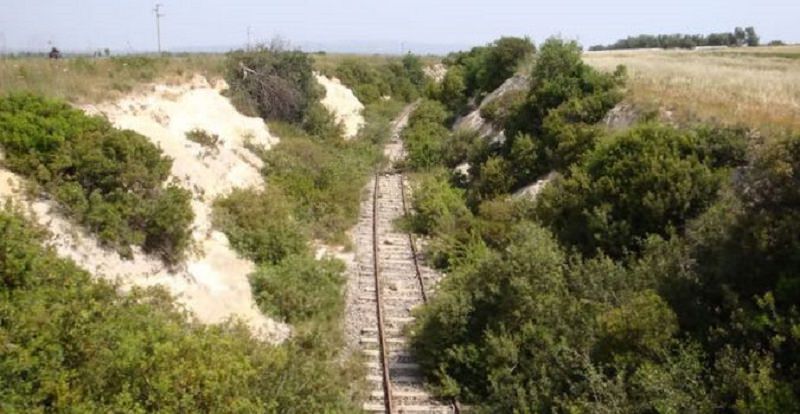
[745,26,760,47]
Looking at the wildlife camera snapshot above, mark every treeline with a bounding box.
[402,36,799,412]
[0,94,193,263]
[590,26,760,51]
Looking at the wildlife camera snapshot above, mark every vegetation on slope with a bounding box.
[0,94,193,263]
[2,47,416,412]
[0,207,363,413]
[403,36,800,412]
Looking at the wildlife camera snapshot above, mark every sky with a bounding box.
[1,0,798,54]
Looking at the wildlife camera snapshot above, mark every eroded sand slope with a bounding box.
[315,73,365,139]
[1,75,290,342]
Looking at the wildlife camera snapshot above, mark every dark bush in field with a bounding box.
[225,45,320,124]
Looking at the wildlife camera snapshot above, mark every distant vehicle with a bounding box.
[48,47,61,59]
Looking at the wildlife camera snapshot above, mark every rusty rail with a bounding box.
[372,173,394,414]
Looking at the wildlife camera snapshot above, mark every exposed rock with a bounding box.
[603,102,641,130]
[453,74,530,140]
[423,63,447,83]
[513,172,558,201]
[314,73,365,139]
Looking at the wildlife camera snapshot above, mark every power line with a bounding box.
[153,3,164,54]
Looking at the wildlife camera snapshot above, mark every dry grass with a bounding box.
[584,46,800,132]
[0,54,225,104]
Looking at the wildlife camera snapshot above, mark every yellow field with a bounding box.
[0,54,225,103]
[584,46,800,132]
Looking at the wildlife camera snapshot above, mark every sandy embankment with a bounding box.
[314,73,365,139]
[0,75,290,342]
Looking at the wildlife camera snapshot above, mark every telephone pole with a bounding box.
[247,26,252,51]
[153,4,164,54]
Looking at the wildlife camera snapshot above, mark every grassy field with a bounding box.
[0,54,225,103]
[584,45,800,132]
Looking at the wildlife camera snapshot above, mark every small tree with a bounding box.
[745,26,760,47]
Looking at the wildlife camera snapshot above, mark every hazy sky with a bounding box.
[1,0,798,53]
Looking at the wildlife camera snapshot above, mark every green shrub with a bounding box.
[250,254,345,324]
[445,36,535,101]
[409,170,472,236]
[185,128,220,148]
[535,123,730,258]
[213,186,307,265]
[262,123,381,242]
[432,65,468,113]
[302,101,344,140]
[330,55,428,105]
[0,94,192,262]
[479,88,526,125]
[505,37,624,144]
[402,100,451,170]
[0,208,361,412]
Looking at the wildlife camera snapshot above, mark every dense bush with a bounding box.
[439,38,626,204]
[0,208,361,413]
[261,117,385,243]
[213,186,307,264]
[225,44,322,126]
[408,169,472,236]
[329,54,428,104]
[402,100,451,170]
[250,254,345,324]
[443,36,535,104]
[504,38,624,157]
[589,26,760,50]
[535,123,744,257]
[679,133,800,367]
[0,94,192,262]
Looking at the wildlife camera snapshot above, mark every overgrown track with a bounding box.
[354,105,457,413]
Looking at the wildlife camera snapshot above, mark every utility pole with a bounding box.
[153,3,164,54]
[247,26,252,51]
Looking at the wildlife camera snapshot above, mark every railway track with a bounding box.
[350,105,458,413]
